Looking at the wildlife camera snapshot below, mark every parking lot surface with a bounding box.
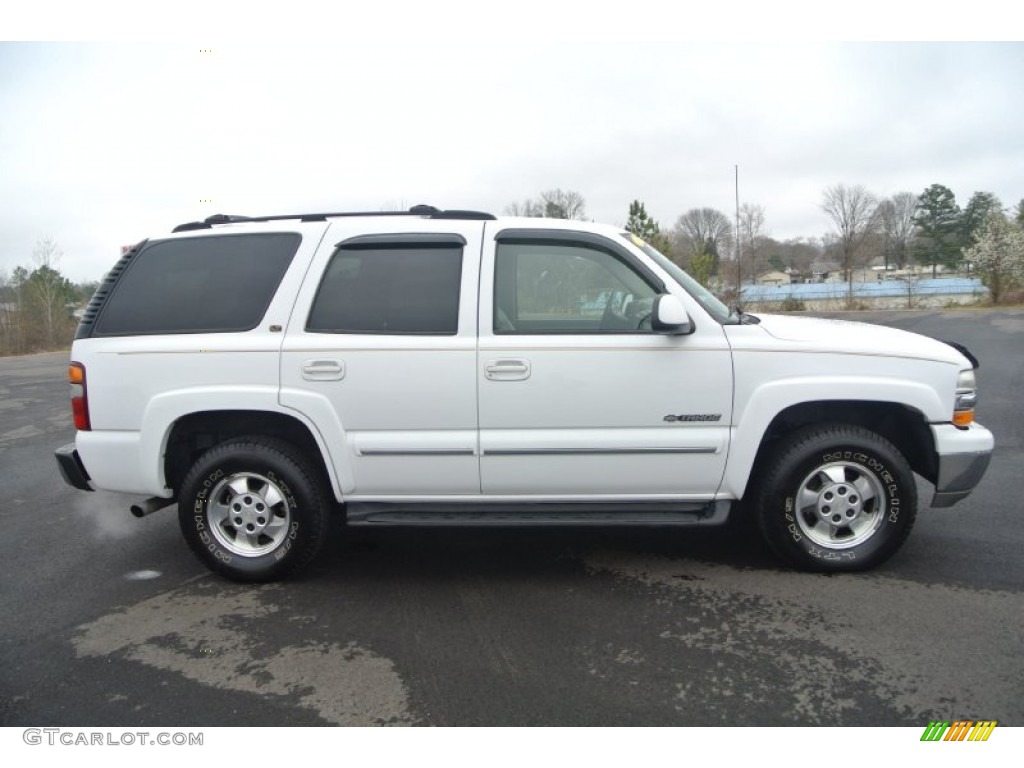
[1,309,1021,726]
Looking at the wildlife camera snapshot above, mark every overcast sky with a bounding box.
[1,31,1022,281]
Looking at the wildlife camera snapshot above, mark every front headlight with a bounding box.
[953,369,977,426]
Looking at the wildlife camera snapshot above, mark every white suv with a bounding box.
[55,205,994,581]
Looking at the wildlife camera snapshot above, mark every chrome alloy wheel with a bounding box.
[207,472,291,557]
[794,461,886,549]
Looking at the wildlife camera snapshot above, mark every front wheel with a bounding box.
[178,437,329,581]
[751,425,917,572]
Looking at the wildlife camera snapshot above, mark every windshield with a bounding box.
[620,233,733,324]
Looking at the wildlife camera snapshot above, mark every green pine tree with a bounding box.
[913,184,962,276]
[961,191,1003,248]
[626,200,660,240]
[625,200,672,256]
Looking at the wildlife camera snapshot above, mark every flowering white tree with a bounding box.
[963,213,1024,304]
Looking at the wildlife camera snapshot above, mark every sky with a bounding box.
[2,6,1023,282]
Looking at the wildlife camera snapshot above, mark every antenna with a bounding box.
[735,164,741,296]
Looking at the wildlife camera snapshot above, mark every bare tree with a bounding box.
[821,184,879,306]
[10,266,28,354]
[0,269,13,355]
[539,189,586,220]
[505,189,586,220]
[899,273,921,309]
[738,203,768,279]
[877,191,917,270]
[671,208,733,277]
[504,199,544,217]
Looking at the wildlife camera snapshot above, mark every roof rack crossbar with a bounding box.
[172,205,495,233]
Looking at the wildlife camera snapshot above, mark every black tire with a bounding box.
[178,437,329,582]
[751,424,917,572]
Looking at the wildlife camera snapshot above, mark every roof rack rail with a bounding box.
[172,204,495,233]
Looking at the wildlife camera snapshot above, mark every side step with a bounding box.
[346,500,730,527]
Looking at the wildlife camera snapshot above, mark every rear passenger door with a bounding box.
[280,220,483,498]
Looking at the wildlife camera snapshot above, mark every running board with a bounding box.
[345,500,730,527]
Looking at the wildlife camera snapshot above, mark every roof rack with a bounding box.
[172,204,495,233]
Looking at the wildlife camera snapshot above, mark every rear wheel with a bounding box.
[178,437,329,581]
[751,424,917,571]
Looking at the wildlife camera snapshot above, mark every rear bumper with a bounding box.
[55,443,93,491]
[930,422,994,508]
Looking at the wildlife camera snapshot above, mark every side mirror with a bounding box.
[652,294,693,335]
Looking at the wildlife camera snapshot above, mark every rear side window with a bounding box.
[307,244,463,335]
[93,233,300,335]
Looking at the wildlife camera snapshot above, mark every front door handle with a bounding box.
[301,359,345,381]
[485,359,531,381]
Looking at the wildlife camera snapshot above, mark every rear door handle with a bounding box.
[301,359,345,381]
[485,359,531,381]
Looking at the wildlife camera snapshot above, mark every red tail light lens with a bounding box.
[69,362,91,431]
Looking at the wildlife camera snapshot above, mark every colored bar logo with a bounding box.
[920,721,997,741]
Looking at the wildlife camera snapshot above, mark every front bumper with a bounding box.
[55,443,93,491]
[930,422,994,508]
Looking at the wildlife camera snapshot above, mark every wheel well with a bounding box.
[750,401,937,486]
[164,411,332,496]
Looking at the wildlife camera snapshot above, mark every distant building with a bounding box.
[808,261,842,283]
[755,270,792,286]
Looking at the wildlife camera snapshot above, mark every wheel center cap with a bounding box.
[230,494,270,534]
[816,483,862,526]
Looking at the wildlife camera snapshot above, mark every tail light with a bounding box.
[69,362,91,431]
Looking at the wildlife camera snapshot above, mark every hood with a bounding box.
[749,313,968,366]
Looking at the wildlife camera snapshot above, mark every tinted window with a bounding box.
[308,245,463,334]
[494,241,658,334]
[93,233,300,335]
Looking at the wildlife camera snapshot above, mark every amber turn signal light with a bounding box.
[952,410,974,427]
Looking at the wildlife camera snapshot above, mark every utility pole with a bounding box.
[735,164,742,297]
